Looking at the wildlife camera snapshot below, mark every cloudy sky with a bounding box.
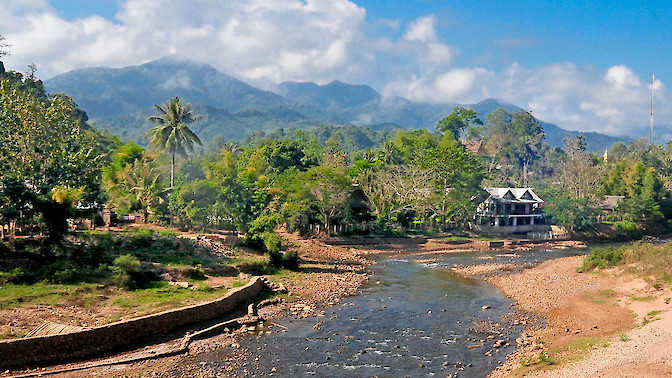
[1,0,670,137]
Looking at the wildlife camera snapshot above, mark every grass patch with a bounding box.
[110,282,229,315]
[0,283,101,309]
[630,295,656,302]
[515,352,555,375]
[565,336,607,351]
[516,336,608,376]
[643,310,664,326]
[521,352,554,367]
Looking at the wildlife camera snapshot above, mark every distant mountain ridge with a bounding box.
[45,57,629,151]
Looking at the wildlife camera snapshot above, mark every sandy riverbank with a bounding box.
[455,254,672,377]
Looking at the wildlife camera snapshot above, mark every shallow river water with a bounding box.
[237,247,589,377]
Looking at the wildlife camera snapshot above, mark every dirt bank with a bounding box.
[457,254,672,377]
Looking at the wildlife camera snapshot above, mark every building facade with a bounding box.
[473,187,551,236]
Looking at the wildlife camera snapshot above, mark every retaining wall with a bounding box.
[0,277,267,369]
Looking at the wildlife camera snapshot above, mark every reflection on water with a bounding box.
[235,248,588,377]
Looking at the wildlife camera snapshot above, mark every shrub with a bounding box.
[281,250,300,270]
[578,246,624,272]
[245,212,283,252]
[263,232,282,254]
[0,267,27,285]
[614,220,640,233]
[129,228,154,248]
[268,250,300,270]
[113,254,159,289]
[34,260,109,284]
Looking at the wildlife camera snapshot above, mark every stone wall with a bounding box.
[0,277,267,369]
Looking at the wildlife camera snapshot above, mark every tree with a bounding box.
[146,97,202,187]
[483,109,545,186]
[0,34,9,58]
[0,79,103,245]
[283,166,353,233]
[555,135,604,200]
[415,137,485,224]
[435,107,482,140]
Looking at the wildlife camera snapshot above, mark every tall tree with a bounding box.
[146,97,202,187]
[0,34,9,58]
[483,109,545,186]
[435,107,482,140]
[555,135,604,200]
[0,79,103,245]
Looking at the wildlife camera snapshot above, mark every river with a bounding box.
[234,247,589,377]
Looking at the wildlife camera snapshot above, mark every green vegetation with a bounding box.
[518,351,555,376]
[579,241,672,289]
[577,246,624,272]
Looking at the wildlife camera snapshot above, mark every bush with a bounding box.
[263,232,282,253]
[34,260,109,284]
[578,246,624,272]
[268,250,300,270]
[614,220,639,233]
[113,254,157,289]
[130,228,154,248]
[0,267,27,285]
[281,250,300,270]
[245,212,283,251]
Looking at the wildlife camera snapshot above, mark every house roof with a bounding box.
[484,187,544,204]
[463,140,485,154]
[598,195,624,210]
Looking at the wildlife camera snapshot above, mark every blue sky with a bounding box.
[1,0,671,137]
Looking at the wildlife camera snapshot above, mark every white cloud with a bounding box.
[403,15,438,43]
[0,0,668,137]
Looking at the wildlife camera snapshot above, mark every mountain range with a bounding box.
[44,56,630,152]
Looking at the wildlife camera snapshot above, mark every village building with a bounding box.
[596,195,624,223]
[462,140,486,155]
[473,187,551,237]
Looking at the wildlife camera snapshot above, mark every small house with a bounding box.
[473,187,550,236]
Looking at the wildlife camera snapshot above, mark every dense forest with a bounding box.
[2,57,672,262]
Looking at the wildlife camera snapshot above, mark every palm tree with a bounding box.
[145,97,202,187]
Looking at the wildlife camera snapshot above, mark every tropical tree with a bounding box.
[435,107,482,140]
[483,109,545,186]
[0,79,103,245]
[145,97,202,187]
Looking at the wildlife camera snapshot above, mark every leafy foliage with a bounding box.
[577,246,624,272]
[0,73,105,245]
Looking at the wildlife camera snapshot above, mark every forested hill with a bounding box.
[45,57,629,151]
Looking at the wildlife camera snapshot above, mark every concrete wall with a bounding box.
[0,277,267,369]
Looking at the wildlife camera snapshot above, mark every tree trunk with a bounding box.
[171,153,175,188]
